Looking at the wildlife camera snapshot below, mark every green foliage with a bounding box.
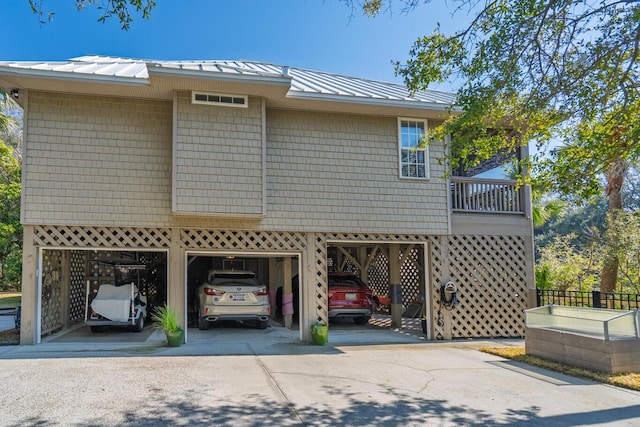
[357,0,638,292]
[535,200,607,259]
[607,211,640,293]
[0,294,21,309]
[536,208,640,293]
[1,250,22,291]
[150,304,181,333]
[534,263,552,291]
[537,234,601,291]
[0,140,22,290]
[363,0,640,196]
[28,0,155,29]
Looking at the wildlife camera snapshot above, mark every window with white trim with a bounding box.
[399,118,428,179]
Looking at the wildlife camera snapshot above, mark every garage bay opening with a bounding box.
[186,253,301,335]
[39,249,167,342]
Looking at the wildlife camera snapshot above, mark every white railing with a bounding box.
[450,177,524,214]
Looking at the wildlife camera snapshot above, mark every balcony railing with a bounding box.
[450,177,524,214]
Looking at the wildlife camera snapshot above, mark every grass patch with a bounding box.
[0,293,21,309]
[481,347,640,392]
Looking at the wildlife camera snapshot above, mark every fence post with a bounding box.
[536,289,541,307]
[592,290,601,308]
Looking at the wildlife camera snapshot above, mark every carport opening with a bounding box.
[186,253,300,332]
[327,243,428,334]
[39,249,167,341]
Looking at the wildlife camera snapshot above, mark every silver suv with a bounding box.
[195,270,270,330]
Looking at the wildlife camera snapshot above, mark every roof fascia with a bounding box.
[148,66,292,87]
[286,91,459,112]
[0,66,150,86]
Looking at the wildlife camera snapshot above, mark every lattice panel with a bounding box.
[446,235,528,338]
[399,248,421,307]
[368,251,389,298]
[69,250,86,321]
[41,250,64,336]
[312,234,329,324]
[34,226,171,248]
[327,232,428,243]
[181,229,306,251]
[137,252,167,308]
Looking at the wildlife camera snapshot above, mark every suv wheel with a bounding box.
[354,316,370,325]
[198,318,210,330]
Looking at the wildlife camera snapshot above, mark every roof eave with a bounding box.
[286,91,458,112]
[0,66,150,86]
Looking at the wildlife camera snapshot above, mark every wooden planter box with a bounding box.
[524,305,640,374]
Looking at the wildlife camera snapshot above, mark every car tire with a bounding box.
[198,318,210,330]
[354,316,370,325]
[257,319,269,329]
[132,314,144,332]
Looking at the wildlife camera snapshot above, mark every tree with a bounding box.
[349,0,639,291]
[0,90,22,290]
[28,0,155,30]
[0,139,21,290]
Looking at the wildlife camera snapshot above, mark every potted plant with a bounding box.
[151,305,184,347]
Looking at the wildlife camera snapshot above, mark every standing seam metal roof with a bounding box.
[0,55,456,106]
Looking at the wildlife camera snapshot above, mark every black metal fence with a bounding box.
[537,289,640,311]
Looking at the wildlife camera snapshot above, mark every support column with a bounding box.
[20,225,37,345]
[358,246,369,283]
[268,258,278,320]
[168,228,185,341]
[302,233,324,342]
[282,257,293,329]
[389,244,402,329]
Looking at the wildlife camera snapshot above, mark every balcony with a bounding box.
[450,177,525,214]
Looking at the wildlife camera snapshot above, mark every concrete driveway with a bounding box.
[0,327,639,426]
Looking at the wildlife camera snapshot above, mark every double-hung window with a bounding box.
[399,118,428,179]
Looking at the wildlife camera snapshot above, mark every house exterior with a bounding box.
[0,56,535,345]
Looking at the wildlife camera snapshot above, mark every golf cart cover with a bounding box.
[91,284,137,322]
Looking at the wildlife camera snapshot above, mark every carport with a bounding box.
[327,241,431,337]
[184,251,302,341]
[36,248,167,344]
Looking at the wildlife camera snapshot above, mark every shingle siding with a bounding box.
[264,110,449,234]
[23,92,449,234]
[173,92,263,216]
[23,92,173,226]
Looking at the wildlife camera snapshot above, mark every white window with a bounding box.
[399,118,428,179]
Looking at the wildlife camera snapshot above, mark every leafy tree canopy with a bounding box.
[28,0,155,29]
[347,1,639,197]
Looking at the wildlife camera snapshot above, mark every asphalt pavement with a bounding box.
[0,325,639,426]
[0,308,16,332]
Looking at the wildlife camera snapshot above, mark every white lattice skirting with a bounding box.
[32,225,530,338]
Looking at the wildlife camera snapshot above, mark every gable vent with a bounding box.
[192,91,248,108]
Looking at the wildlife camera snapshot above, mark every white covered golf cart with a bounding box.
[85,261,148,332]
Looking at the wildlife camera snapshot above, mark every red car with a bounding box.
[328,272,374,324]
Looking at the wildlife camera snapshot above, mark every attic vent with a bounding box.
[192,92,248,108]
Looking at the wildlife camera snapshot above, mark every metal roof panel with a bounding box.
[0,55,456,107]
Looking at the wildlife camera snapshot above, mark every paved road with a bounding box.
[0,309,16,332]
[0,328,639,426]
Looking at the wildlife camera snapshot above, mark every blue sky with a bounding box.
[2,0,461,91]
